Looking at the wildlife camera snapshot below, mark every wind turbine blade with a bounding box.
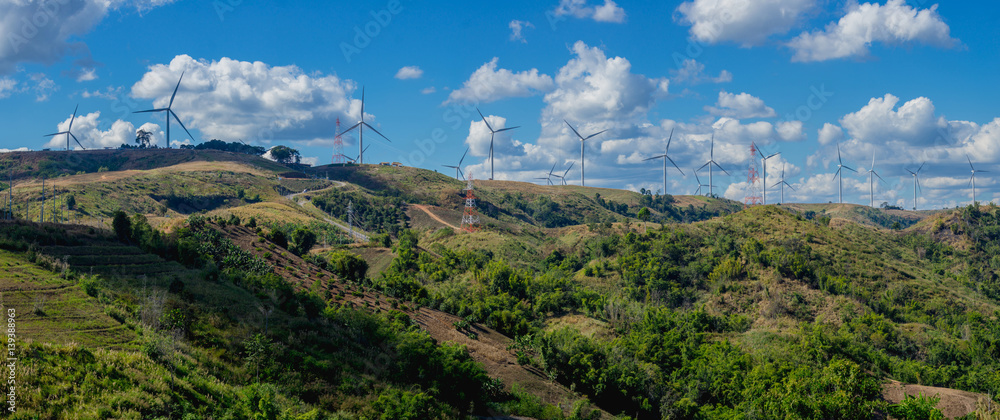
[786,183,797,191]
[477,108,494,133]
[765,152,780,160]
[363,144,371,154]
[133,109,168,114]
[916,178,921,193]
[170,110,195,142]
[360,87,365,121]
[169,71,184,108]
[906,169,916,176]
[842,165,857,173]
[917,162,926,173]
[714,162,731,176]
[644,155,666,161]
[338,122,362,137]
[874,171,886,184]
[70,133,85,150]
[442,165,458,169]
[871,150,876,170]
[837,143,843,164]
[584,129,607,140]
[549,162,557,176]
[43,132,66,137]
[68,104,78,132]
[362,122,391,142]
[666,156,685,175]
[968,155,976,171]
[563,161,575,177]
[564,120,584,140]
[834,168,842,181]
[697,162,710,172]
[495,126,520,133]
[459,147,469,165]
[665,128,674,152]
[458,168,465,181]
[978,170,990,173]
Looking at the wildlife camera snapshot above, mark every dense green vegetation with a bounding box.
[5,150,1000,419]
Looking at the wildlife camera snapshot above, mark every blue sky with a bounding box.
[1,0,998,209]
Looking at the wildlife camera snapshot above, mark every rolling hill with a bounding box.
[0,148,998,419]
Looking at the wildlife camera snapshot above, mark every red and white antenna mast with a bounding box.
[460,173,480,233]
[744,143,763,207]
[332,117,346,164]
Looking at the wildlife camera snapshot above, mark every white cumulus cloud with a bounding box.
[705,91,776,119]
[444,58,554,105]
[509,20,534,43]
[131,55,362,146]
[789,0,958,62]
[677,0,817,46]
[394,66,423,80]
[555,0,626,23]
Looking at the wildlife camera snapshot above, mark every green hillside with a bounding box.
[1,149,999,419]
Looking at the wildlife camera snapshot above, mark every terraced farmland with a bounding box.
[0,249,137,349]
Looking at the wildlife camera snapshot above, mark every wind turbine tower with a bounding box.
[44,104,86,150]
[967,155,989,204]
[443,147,470,180]
[564,121,607,187]
[867,150,886,208]
[906,163,925,211]
[134,72,195,148]
[771,164,795,204]
[759,146,780,205]
[833,144,856,204]
[643,129,684,195]
[477,108,519,180]
[697,134,729,198]
[337,87,392,165]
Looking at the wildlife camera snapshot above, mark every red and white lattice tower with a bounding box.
[460,173,480,233]
[332,118,346,164]
[744,143,763,207]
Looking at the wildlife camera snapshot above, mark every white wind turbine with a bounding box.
[967,155,989,204]
[134,72,194,148]
[44,104,86,150]
[867,150,886,208]
[643,129,684,195]
[564,120,607,187]
[696,134,729,198]
[771,163,795,204]
[833,144,857,204]
[905,163,925,211]
[478,108,519,180]
[338,87,392,165]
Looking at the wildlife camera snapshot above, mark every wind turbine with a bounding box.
[643,129,684,195]
[693,169,710,196]
[757,145,779,205]
[905,162,925,211]
[535,163,558,185]
[477,108,519,180]
[443,147,470,180]
[967,155,989,204]
[344,144,371,163]
[44,105,86,150]
[133,71,194,148]
[564,120,607,187]
[338,87,391,165]
[867,150,886,208]
[771,163,795,204]
[833,144,856,204]
[553,162,575,186]
[696,134,729,198]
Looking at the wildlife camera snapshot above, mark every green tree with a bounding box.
[637,207,651,233]
[135,129,153,148]
[112,211,131,242]
[289,227,317,256]
[65,194,76,210]
[269,145,301,164]
[329,250,369,283]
